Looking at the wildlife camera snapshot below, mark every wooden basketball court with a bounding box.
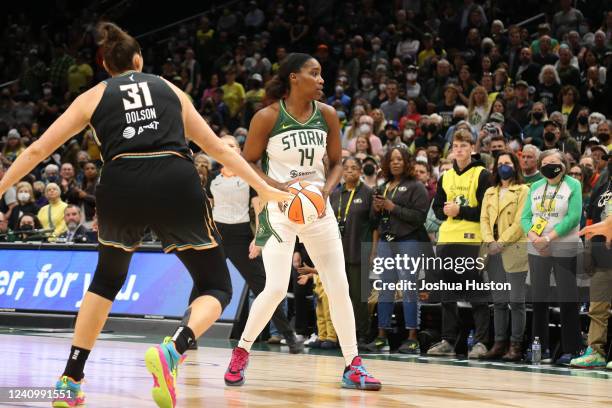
[1,333,610,407]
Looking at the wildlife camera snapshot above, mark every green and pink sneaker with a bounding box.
[52,376,85,407]
[570,347,606,369]
[145,337,186,408]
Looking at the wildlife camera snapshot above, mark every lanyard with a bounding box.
[383,181,400,200]
[337,182,360,223]
[540,178,563,215]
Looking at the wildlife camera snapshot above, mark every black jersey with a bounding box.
[90,71,191,162]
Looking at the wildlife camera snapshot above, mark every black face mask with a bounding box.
[363,163,376,176]
[451,116,462,125]
[544,132,556,142]
[491,149,503,159]
[20,224,34,231]
[578,116,588,125]
[540,163,564,179]
[427,124,437,134]
[532,112,543,121]
[608,160,612,175]
[598,133,610,143]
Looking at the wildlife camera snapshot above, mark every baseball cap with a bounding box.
[489,112,505,124]
[591,145,609,156]
[250,73,263,82]
[515,80,529,88]
[385,120,399,130]
[7,129,20,139]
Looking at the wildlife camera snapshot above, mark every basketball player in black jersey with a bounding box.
[0,22,291,408]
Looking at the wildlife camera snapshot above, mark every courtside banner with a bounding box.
[0,248,245,320]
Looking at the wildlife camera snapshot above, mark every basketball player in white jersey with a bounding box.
[223,53,381,390]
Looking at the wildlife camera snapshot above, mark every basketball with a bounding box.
[283,181,325,225]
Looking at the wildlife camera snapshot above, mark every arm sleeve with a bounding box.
[432,173,447,220]
[553,178,582,237]
[521,184,535,234]
[457,169,491,221]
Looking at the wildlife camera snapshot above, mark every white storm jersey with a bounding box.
[262,100,329,190]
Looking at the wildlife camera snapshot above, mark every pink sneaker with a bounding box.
[224,347,250,386]
[341,356,382,391]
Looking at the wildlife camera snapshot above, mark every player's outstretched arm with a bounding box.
[0,85,103,196]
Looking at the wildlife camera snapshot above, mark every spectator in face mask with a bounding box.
[16,213,44,242]
[414,114,445,150]
[405,65,422,100]
[361,155,380,189]
[571,108,591,147]
[42,164,60,185]
[596,121,611,150]
[523,102,547,147]
[347,114,383,156]
[8,181,39,230]
[354,70,377,105]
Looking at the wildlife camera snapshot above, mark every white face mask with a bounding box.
[359,124,372,134]
[403,128,415,140]
[407,73,417,81]
[508,140,520,152]
[361,77,372,87]
[18,192,30,202]
[372,44,381,52]
[590,123,599,135]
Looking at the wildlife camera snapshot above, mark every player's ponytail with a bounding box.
[265,53,314,100]
[97,22,141,75]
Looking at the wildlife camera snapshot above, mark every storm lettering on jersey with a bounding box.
[281,130,326,151]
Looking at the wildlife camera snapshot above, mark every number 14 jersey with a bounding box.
[263,99,329,190]
[90,71,190,162]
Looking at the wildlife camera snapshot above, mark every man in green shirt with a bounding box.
[521,144,543,184]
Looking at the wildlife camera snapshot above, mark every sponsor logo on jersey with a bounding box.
[289,170,316,178]
[122,126,136,139]
[138,120,160,135]
[353,198,363,204]
[398,186,408,192]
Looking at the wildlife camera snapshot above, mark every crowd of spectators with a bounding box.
[0,0,611,366]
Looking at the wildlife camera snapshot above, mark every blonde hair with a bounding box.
[16,181,35,204]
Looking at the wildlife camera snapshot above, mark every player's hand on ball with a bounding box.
[258,184,294,206]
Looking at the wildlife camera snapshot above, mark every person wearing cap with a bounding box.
[507,80,533,128]
[221,68,246,129]
[383,121,408,155]
[2,129,25,162]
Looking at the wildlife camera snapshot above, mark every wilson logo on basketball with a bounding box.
[283,181,325,225]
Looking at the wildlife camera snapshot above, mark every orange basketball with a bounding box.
[284,181,326,225]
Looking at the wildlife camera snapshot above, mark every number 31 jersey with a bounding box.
[90,71,191,162]
[263,99,329,190]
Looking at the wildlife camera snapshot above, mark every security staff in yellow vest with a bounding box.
[427,129,493,359]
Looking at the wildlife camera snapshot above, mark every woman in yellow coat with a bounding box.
[480,151,529,361]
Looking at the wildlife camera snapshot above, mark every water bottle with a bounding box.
[467,330,475,352]
[532,337,541,365]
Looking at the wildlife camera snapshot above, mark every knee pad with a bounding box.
[199,288,232,310]
[88,265,128,301]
